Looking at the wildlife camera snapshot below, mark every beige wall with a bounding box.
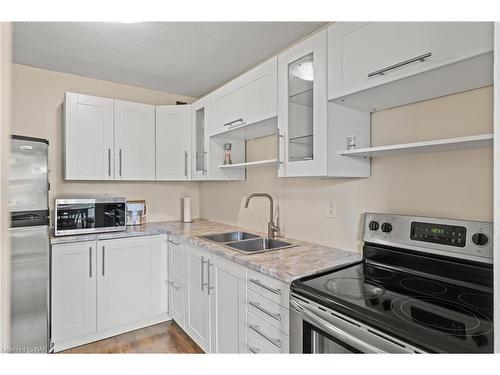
[0,22,13,350]
[12,64,200,223]
[200,86,493,252]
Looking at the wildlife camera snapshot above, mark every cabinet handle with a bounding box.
[168,239,180,246]
[107,148,111,177]
[169,281,180,290]
[89,246,93,278]
[119,149,123,177]
[249,278,281,295]
[368,52,432,78]
[249,301,281,321]
[184,151,188,178]
[248,346,261,354]
[102,246,105,276]
[223,118,245,127]
[248,324,281,348]
[200,256,208,291]
[207,260,214,295]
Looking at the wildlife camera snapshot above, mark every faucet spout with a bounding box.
[244,193,279,238]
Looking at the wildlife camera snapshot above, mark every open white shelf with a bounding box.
[337,133,493,158]
[218,158,279,169]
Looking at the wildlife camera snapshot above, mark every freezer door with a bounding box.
[9,225,49,353]
[9,137,49,212]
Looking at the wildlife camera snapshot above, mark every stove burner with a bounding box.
[458,293,493,311]
[399,277,447,295]
[324,278,384,300]
[391,296,493,337]
[362,266,395,280]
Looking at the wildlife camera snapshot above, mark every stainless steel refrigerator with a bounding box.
[9,135,50,353]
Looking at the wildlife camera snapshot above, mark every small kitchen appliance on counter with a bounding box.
[290,213,493,353]
[54,197,126,236]
[126,200,147,226]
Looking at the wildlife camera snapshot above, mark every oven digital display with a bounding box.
[410,222,466,248]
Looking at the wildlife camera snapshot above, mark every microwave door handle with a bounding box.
[290,299,385,354]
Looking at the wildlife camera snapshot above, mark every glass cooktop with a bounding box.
[292,261,493,353]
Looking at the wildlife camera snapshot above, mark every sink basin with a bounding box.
[225,238,296,253]
[201,231,259,243]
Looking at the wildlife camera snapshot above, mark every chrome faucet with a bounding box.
[244,193,280,239]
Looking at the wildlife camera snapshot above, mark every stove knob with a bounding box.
[381,223,393,233]
[472,232,489,246]
[368,221,379,231]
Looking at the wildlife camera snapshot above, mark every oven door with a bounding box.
[290,295,423,354]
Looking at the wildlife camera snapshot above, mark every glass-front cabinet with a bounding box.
[278,29,328,177]
[192,96,209,180]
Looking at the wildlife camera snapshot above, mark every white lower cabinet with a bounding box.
[51,241,97,342]
[168,236,187,329]
[51,235,167,352]
[96,236,163,331]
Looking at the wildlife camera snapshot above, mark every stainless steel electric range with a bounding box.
[290,213,494,353]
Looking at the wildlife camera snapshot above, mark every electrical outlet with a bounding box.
[326,201,337,218]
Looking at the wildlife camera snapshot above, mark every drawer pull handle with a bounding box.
[249,324,281,348]
[168,239,180,246]
[223,118,245,127]
[248,346,261,354]
[368,52,432,78]
[249,301,281,321]
[169,281,180,290]
[249,278,281,295]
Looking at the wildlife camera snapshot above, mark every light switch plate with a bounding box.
[326,201,337,218]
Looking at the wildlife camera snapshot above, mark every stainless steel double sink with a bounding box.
[199,231,297,254]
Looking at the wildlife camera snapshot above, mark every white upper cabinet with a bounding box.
[278,29,370,178]
[328,22,494,111]
[64,93,114,180]
[114,100,156,180]
[191,97,210,180]
[156,105,192,181]
[210,57,277,136]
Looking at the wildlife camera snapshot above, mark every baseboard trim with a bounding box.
[53,313,172,352]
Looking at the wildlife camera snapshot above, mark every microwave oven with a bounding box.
[54,197,126,236]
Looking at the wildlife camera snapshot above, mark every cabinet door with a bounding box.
[210,256,247,353]
[64,92,114,180]
[191,97,209,180]
[210,57,277,136]
[168,237,187,329]
[114,100,156,180]
[156,105,192,180]
[278,30,328,177]
[97,236,162,331]
[51,241,97,342]
[328,22,494,100]
[186,245,210,352]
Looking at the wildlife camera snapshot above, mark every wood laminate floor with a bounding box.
[62,321,204,354]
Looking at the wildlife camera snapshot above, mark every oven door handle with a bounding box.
[290,299,386,354]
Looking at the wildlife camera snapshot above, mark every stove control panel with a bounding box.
[363,213,493,264]
[410,222,466,248]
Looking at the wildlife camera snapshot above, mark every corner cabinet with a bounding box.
[277,30,370,178]
[156,105,192,180]
[114,100,156,180]
[64,93,114,180]
[51,235,168,352]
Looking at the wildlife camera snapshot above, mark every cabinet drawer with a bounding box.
[247,269,289,308]
[168,237,186,283]
[248,312,289,353]
[247,331,279,354]
[247,290,289,334]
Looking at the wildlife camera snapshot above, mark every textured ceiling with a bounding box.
[13,22,326,97]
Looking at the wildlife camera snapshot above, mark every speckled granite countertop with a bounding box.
[50,220,361,283]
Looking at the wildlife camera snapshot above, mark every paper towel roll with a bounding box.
[183,197,192,223]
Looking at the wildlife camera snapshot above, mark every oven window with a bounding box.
[56,202,125,230]
[303,321,362,353]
